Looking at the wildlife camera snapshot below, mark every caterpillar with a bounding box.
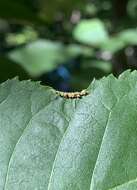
[56,89,88,99]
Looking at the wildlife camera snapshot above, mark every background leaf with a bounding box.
[119,29,137,46]
[8,40,67,76]
[73,19,109,46]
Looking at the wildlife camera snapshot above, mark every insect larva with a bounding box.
[56,89,88,99]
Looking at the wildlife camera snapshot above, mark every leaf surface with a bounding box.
[1,70,137,190]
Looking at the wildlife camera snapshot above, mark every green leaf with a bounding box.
[0,79,75,190]
[118,29,137,46]
[6,27,38,46]
[8,40,94,77]
[100,37,125,53]
[1,70,137,189]
[66,44,94,57]
[8,40,67,77]
[73,19,109,46]
[100,29,137,53]
[86,60,112,73]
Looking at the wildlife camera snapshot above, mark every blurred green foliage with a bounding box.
[0,0,137,90]
[73,19,109,46]
[9,39,94,76]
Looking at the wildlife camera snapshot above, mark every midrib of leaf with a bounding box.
[3,117,32,190]
[47,99,79,190]
[89,109,112,190]
[3,95,57,190]
[89,104,113,189]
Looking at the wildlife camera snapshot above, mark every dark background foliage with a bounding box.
[0,0,137,91]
